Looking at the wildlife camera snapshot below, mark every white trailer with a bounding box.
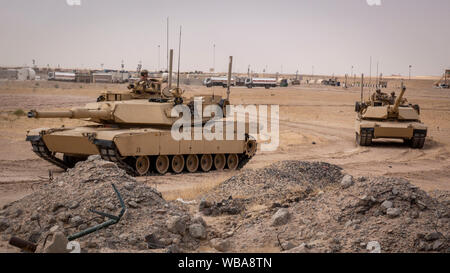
[92,72,113,83]
[203,77,236,88]
[245,78,277,89]
[48,72,76,82]
[112,71,130,83]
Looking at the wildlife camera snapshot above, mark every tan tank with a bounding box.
[354,83,427,148]
[26,54,257,175]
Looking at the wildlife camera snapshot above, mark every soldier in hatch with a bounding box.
[128,70,158,94]
[389,91,397,104]
[371,89,390,104]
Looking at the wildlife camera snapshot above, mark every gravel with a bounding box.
[201,161,450,253]
[205,161,344,204]
[0,156,204,252]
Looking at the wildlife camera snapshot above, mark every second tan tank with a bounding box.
[354,83,427,148]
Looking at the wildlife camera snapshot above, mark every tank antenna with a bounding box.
[166,17,169,72]
[167,50,173,93]
[226,56,233,101]
[177,26,182,89]
[361,73,364,102]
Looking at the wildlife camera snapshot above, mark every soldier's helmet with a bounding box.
[141,70,149,77]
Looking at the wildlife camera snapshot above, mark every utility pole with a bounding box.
[409,65,412,80]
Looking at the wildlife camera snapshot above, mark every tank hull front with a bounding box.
[356,120,427,139]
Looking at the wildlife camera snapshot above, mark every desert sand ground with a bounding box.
[0,79,449,208]
[0,78,449,253]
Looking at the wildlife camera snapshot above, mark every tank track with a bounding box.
[27,137,256,176]
[409,130,426,149]
[95,142,255,177]
[29,138,70,170]
[357,128,374,146]
[237,153,252,170]
[96,144,138,176]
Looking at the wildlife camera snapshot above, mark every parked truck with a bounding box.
[48,72,76,82]
[203,77,236,88]
[245,78,277,89]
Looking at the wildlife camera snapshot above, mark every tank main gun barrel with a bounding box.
[28,108,111,120]
[392,82,407,113]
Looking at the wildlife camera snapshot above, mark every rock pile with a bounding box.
[202,161,449,253]
[0,156,207,253]
[199,197,245,216]
[205,161,343,203]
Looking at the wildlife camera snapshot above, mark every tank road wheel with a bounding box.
[185,154,199,173]
[171,155,185,174]
[200,154,213,172]
[214,154,226,171]
[226,154,239,170]
[155,155,170,174]
[135,156,150,176]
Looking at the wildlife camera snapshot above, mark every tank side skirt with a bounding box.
[27,136,70,170]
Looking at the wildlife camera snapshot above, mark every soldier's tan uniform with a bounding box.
[371,89,390,104]
[128,70,158,94]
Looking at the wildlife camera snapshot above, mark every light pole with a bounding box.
[409,65,412,80]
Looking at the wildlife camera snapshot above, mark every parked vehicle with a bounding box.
[48,72,76,82]
[245,78,277,89]
[203,77,235,88]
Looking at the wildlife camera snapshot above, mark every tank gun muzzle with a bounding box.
[27,110,37,118]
